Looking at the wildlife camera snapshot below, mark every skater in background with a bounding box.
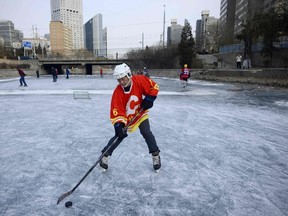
[236,53,242,69]
[36,69,40,78]
[137,69,143,75]
[51,67,57,82]
[17,67,28,87]
[100,67,103,78]
[66,67,70,79]
[143,67,150,77]
[180,64,191,87]
[100,63,161,171]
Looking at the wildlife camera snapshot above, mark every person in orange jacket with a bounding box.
[100,63,161,171]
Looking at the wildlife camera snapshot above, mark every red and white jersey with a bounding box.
[180,67,190,80]
[110,75,159,132]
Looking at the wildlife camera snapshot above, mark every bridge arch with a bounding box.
[39,59,130,75]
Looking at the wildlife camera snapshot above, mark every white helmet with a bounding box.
[113,63,132,79]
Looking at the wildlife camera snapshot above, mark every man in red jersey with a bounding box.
[180,64,190,87]
[100,63,161,171]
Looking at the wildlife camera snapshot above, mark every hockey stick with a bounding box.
[57,108,144,204]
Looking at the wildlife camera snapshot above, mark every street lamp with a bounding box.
[163,5,166,48]
[140,33,144,49]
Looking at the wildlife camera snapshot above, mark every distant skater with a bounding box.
[51,67,57,82]
[100,67,103,78]
[36,69,40,78]
[143,67,150,78]
[66,67,70,79]
[17,67,28,87]
[180,64,191,88]
[236,54,242,69]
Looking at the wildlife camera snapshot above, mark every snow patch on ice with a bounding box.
[274,100,288,107]
[0,89,217,96]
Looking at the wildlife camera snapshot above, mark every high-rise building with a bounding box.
[0,37,4,47]
[197,11,219,52]
[49,21,72,56]
[0,20,23,48]
[102,27,107,58]
[219,0,236,45]
[167,19,182,47]
[84,14,107,58]
[219,0,277,45]
[263,0,277,12]
[234,0,263,36]
[50,0,84,50]
[195,20,202,52]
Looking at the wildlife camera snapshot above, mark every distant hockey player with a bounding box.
[100,67,103,77]
[143,67,150,77]
[180,64,191,87]
[65,67,70,79]
[100,63,161,171]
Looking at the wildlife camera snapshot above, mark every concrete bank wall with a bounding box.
[1,58,287,88]
[149,68,288,88]
[0,69,46,79]
[0,59,43,79]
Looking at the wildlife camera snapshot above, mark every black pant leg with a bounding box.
[139,119,159,153]
[101,135,124,156]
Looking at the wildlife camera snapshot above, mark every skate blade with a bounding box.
[101,167,107,172]
[154,169,160,173]
[98,165,107,172]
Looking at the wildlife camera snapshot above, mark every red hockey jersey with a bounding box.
[180,67,190,80]
[110,75,159,132]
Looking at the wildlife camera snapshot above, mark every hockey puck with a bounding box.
[65,201,73,208]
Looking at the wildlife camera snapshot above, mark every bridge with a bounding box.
[38,58,129,75]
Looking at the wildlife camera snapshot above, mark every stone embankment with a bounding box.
[0,59,287,88]
[149,68,288,88]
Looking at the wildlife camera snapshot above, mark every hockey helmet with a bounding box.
[113,63,132,79]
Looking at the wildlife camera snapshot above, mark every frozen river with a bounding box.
[0,75,288,216]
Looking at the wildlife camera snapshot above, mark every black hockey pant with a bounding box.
[101,119,159,156]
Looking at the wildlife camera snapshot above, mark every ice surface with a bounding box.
[0,75,288,216]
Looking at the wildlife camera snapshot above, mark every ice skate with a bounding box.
[152,152,161,171]
[100,155,109,171]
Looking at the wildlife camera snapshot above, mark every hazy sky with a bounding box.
[1,0,221,55]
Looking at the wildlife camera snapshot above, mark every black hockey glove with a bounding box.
[141,95,157,110]
[114,122,128,139]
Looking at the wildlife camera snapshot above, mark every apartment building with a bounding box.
[49,21,72,56]
[196,10,219,52]
[50,0,84,50]
[0,20,23,48]
[220,0,278,45]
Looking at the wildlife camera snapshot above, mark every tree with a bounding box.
[126,45,178,69]
[178,19,195,68]
[235,0,262,60]
[235,18,254,59]
[253,9,281,67]
[275,0,288,36]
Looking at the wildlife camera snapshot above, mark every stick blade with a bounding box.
[57,190,72,205]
